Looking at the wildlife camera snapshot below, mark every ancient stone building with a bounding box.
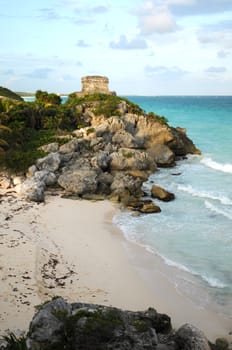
[76,76,116,96]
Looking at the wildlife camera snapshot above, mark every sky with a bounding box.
[0,0,232,95]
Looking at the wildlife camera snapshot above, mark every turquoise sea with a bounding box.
[114,96,232,318]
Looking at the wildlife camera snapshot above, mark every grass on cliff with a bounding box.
[66,93,144,117]
[0,87,23,101]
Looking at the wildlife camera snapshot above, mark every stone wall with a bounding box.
[76,75,116,96]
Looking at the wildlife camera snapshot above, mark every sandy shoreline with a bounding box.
[0,193,231,342]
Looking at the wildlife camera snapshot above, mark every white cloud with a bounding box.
[76,40,91,47]
[110,35,148,49]
[197,31,232,49]
[24,68,54,79]
[90,6,109,14]
[168,0,232,16]
[145,65,188,78]
[138,3,178,34]
[217,50,230,58]
[167,0,194,5]
[205,66,227,73]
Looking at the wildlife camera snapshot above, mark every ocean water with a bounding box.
[114,96,232,317]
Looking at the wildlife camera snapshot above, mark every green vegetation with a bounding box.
[66,93,144,117]
[34,296,62,311]
[1,332,27,350]
[0,87,23,101]
[62,308,123,349]
[122,150,133,158]
[35,90,61,105]
[147,111,168,125]
[133,320,150,333]
[0,125,12,153]
[86,127,95,135]
[0,88,167,174]
[0,91,85,173]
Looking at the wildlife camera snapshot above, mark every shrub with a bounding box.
[122,150,133,158]
[86,127,95,135]
[1,332,27,350]
[147,111,168,125]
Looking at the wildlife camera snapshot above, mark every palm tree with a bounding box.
[0,124,11,154]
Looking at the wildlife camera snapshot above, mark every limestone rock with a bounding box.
[95,123,109,137]
[0,176,12,189]
[118,100,128,114]
[44,172,57,186]
[39,142,59,153]
[110,148,156,172]
[107,116,125,133]
[59,139,79,154]
[151,185,175,202]
[21,179,45,202]
[168,128,201,156]
[58,168,99,195]
[97,172,114,195]
[175,323,211,350]
[26,297,171,350]
[112,130,138,148]
[12,176,24,186]
[27,297,72,349]
[147,144,175,167]
[138,199,161,214]
[27,165,37,178]
[36,152,61,172]
[110,172,143,199]
[91,151,111,171]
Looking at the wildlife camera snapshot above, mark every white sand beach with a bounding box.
[0,193,231,342]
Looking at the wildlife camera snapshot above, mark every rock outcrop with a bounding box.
[5,95,200,209]
[151,185,175,202]
[23,297,213,350]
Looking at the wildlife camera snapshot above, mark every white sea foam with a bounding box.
[201,157,232,174]
[205,200,232,220]
[178,184,232,205]
[161,255,191,273]
[162,255,227,288]
[201,275,227,288]
[155,253,227,289]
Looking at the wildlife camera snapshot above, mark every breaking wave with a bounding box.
[178,184,232,205]
[204,200,232,220]
[201,157,232,174]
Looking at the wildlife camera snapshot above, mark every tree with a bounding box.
[0,124,12,154]
[35,90,61,105]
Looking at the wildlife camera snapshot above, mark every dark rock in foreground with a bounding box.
[24,297,212,350]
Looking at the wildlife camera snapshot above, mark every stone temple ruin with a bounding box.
[76,76,116,96]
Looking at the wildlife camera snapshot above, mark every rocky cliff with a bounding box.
[1,95,201,211]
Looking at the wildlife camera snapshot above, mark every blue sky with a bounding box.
[0,0,232,95]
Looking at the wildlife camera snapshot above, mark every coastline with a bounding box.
[0,194,231,342]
